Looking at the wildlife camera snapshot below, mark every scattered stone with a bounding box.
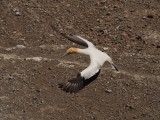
[97,18,103,24]
[125,104,134,110]
[15,11,22,16]
[8,75,13,80]
[99,0,106,4]
[111,73,116,78]
[142,16,147,19]
[91,115,96,119]
[156,45,160,48]
[106,12,111,16]
[103,47,109,50]
[135,35,142,41]
[90,28,94,31]
[48,67,52,70]
[66,4,70,7]
[6,47,16,51]
[12,89,19,92]
[36,89,41,93]
[0,96,9,101]
[105,89,112,93]
[133,115,137,119]
[16,45,26,49]
[147,14,154,19]
[13,8,22,16]
[143,14,154,19]
[102,99,105,102]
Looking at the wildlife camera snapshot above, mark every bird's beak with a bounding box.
[61,52,70,57]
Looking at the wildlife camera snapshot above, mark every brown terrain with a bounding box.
[0,0,160,120]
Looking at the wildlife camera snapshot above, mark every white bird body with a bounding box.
[51,25,118,93]
[79,47,108,79]
[76,36,113,79]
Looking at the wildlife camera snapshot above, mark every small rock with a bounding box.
[105,89,112,93]
[0,96,9,101]
[20,38,25,41]
[99,0,106,4]
[66,4,70,7]
[147,14,154,19]
[15,11,22,16]
[36,89,41,93]
[156,45,160,48]
[16,45,26,49]
[133,115,137,119]
[91,116,96,119]
[102,99,105,102]
[103,47,109,50]
[13,8,22,16]
[135,35,142,41]
[111,73,116,78]
[125,104,134,110]
[142,16,147,19]
[106,12,111,16]
[48,67,52,70]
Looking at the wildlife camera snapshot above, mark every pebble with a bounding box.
[103,47,109,50]
[156,45,160,48]
[16,45,26,49]
[13,8,22,16]
[15,11,22,16]
[125,104,134,110]
[111,73,117,78]
[99,0,106,4]
[147,14,154,19]
[66,4,70,7]
[133,115,137,119]
[0,96,9,101]
[105,89,112,93]
[135,35,142,41]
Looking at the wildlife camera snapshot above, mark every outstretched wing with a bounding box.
[51,25,95,48]
[58,70,100,94]
[58,74,84,93]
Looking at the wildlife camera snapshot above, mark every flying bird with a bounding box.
[51,25,118,94]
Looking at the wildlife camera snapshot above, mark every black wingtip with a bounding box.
[50,25,67,37]
[58,78,84,94]
[50,25,89,47]
[58,70,101,94]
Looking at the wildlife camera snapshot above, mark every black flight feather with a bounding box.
[50,25,88,47]
[58,70,101,93]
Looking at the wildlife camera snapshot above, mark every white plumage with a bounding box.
[51,25,118,93]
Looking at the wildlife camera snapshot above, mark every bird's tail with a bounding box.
[106,55,118,71]
[111,63,118,71]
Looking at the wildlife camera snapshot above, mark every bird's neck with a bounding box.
[77,48,89,55]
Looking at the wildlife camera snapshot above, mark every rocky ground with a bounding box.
[0,0,160,120]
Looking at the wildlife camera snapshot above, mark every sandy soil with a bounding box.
[0,0,160,120]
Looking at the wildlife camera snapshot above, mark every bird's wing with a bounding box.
[58,74,84,94]
[51,25,95,48]
[58,70,100,94]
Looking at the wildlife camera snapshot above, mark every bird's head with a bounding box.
[62,47,79,57]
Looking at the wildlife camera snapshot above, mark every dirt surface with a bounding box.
[0,0,160,120]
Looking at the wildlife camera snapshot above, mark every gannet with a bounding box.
[51,25,118,94]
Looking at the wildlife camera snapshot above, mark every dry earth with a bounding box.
[0,0,160,120]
